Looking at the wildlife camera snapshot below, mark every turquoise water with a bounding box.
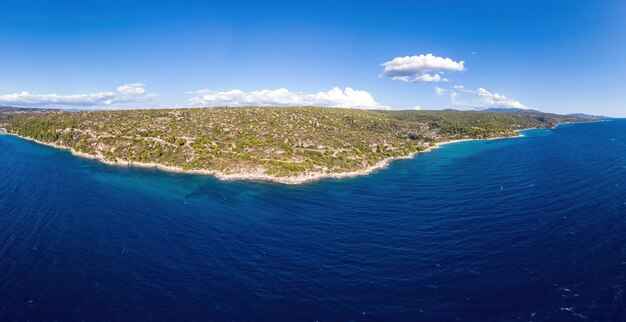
[1,120,626,320]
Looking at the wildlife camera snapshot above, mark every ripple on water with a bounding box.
[1,120,626,320]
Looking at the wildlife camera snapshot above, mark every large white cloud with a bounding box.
[450,85,528,109]
[0,83,156,108]
[381,54,465,78]
[188,87,388,110]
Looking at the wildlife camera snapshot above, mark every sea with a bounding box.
[1,120,625,321]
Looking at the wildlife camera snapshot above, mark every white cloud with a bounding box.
[0,83,156,108]
[450,86,528,109]
[435,87,447,96]
[393,74,448,83]
[188,87,388,110]
[413,105,421,110]
[381,54,465,77]
[116,83,146,95]
[413,73,448,83]
[392,76,410,83]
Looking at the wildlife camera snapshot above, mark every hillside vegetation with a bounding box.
[0,106,587,180]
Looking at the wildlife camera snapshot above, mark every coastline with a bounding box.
[1,130,526,184]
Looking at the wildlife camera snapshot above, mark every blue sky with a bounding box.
[0,0,624,116]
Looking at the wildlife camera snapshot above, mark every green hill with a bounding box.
[0,106,588,182]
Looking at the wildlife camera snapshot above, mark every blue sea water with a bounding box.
[1,120,626,321]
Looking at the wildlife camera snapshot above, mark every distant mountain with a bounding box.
[483,108,604,122]
[482,108,566,119]
[566,113,612,120]
[0,106,59,113]
[482,108,543,114]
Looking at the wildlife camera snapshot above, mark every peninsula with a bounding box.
[0,106,588,183]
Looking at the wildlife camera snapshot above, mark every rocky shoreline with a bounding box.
[1,131,526,184]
